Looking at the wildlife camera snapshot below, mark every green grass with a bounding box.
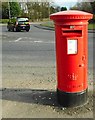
[88,23,95,30]
[0,18,50,24]
[41,21,95,30]
[41,21,54,28]
[1,19,95,30]
[0,19,9,24]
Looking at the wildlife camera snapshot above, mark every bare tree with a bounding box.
[70,2,92,13]
[90,1,95,13]
[27,2,51,21]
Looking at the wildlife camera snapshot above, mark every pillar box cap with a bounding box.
[50,10,93,21]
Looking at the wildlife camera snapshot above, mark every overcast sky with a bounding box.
[52,0,78,9]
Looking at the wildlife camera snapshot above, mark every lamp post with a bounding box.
[48,1,54,19]
[8,1,11,18]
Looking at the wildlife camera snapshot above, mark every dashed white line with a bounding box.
[34,41,43,43]
[8,37,55,44]
[9,40,55,44]
[15,38,22,42]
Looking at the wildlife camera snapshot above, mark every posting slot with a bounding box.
[62,30,82,37]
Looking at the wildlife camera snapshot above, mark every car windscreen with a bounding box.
[17,18,29,22]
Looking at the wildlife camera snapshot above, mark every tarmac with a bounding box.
[33,23,95,33]
[1,22,94,119]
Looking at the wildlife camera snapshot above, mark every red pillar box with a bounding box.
[50,10,93,107]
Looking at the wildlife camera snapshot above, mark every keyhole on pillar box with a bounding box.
[79,64,84,67]
[79,55,85,67]
[79,64,82,67]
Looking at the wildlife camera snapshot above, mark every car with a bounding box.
[7,17,30,32]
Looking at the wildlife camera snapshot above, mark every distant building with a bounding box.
[19,0,53,14]
[19,2,28,13]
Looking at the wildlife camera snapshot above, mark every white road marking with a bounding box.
[44,41,55,44]
[34,41,43,43]
[8,37,55,43]
[15,38,22,42]
[9,40,55,44]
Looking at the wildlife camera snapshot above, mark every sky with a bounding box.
[51,0,78,9]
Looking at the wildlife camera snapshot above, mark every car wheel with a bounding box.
[8,28,10,31]
[26,29,29,32]
[12,27,15,32]
[16,28,19,32]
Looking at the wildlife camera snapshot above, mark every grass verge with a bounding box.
[0,19,9,24]
[41,21,95,30]
[88,23,95,30]
[1,19,95,30]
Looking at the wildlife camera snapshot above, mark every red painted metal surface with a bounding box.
[50,10,93,93]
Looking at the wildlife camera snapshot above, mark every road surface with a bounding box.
[1,24,93,118]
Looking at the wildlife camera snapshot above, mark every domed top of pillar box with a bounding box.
[50,10,93,21]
